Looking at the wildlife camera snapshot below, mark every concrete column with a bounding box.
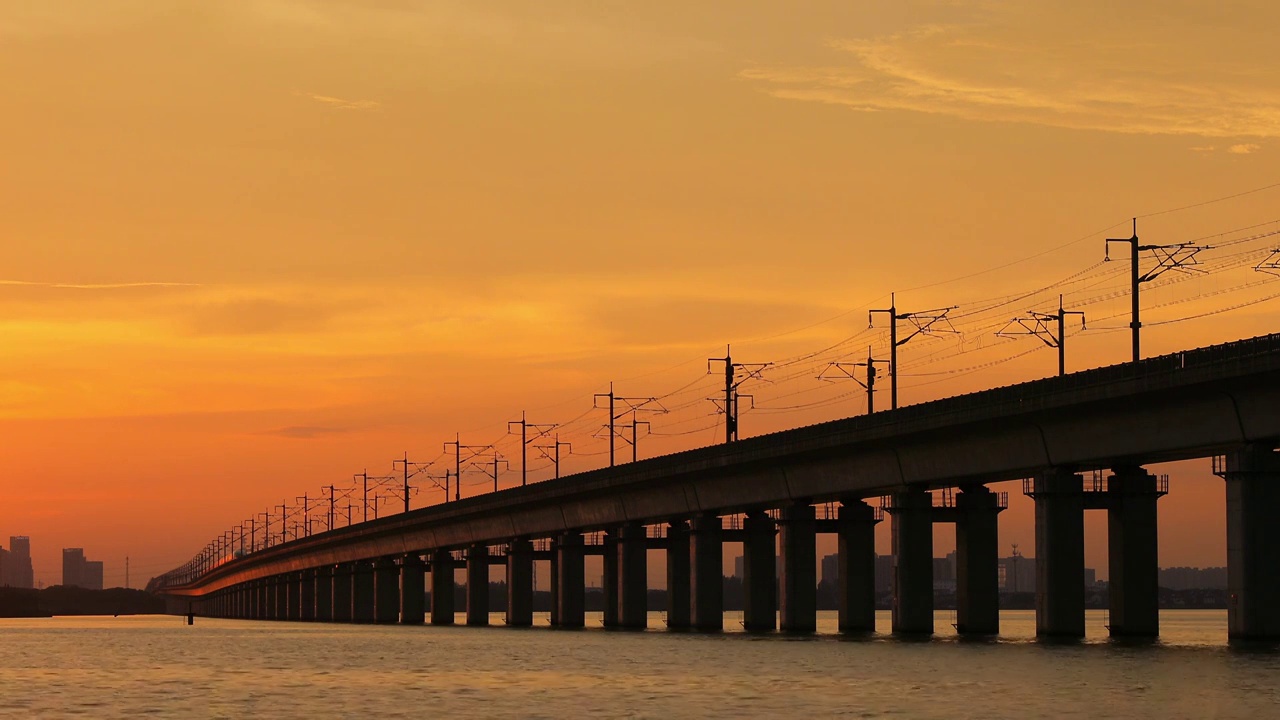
[554,533,585,628]
[299,569,316,621]
[273,575,288,620]
[955,485,1001,635]
[780,503,817,633]
[549,542,560,627]
[506,540,534,627]
[602,530,619,628]
[352,561,375,623]
[891,487,933,635]
[742,511,777,632]
[287,574,302,621]
[315,566,333,622]
[1107,466,1161,637]
[837,500,878,633]
[430,549,455,625]
[255,580,267,620]
[666,520,691,630]
[1033,468,1085,638]
[1225,443,1280,640]
[332,564,353,622]
[374,557,400,624]
[400,554,426,625]
[690,514,723,631]
[466,544,490,626]
[618,524,648,629]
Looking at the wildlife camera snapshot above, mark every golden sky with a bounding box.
[2,1,1278,586]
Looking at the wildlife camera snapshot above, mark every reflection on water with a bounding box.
[0,611,1276,718]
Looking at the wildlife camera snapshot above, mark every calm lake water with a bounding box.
[1,611,1277,718]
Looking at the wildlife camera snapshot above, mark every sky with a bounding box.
[2,0,1279,587]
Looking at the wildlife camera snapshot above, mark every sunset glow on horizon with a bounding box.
[3,1,1279,586]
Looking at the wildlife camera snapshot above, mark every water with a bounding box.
[1,611,1278,718]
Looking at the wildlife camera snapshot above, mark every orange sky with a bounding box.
[2,1,1278,586]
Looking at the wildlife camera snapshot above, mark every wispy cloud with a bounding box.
[262,425,352,439]
[0,280,199,290]
[304,93,381,111]
[742,3,1280,140]
[1228,144,1262,155]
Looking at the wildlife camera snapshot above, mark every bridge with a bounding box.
[151,333,1280,640]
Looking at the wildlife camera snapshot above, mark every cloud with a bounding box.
[741,2,1280,139]
[1228,144,1262,154]
[0,280,199,290]
[304,93,381,111]
[262,425,351,439]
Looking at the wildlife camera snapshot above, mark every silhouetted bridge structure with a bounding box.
[152,334,1280,640]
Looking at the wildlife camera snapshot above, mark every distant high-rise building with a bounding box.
[63,548,104,589]
[4,536,34,588]
[820,553,838,585]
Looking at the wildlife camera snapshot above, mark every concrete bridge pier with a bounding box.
[315,566,333,622]
[666,520,691,630]
[300,570,316,622]
[374,557,400,624]
[253,580,266,620]
[891,487,934,635]
[602,530,618,628]
[955,485,1002,635]
[780,503,817,633]
[430,549,455,625]
[506,540,534,627]
[618,524,648,629]
[401,554,426,625]
[690,514,724,631]
[549,543,560,627]
[1033,468,1085,638]
[837,500,878,633]
[554,533,585,628]
[1107,466,1161,638]
[353,561,375,623]
[287,573,302,621]
[742,511,776,632]
[466,545,490,626]
[273,575,288,620]
[332,564,353,622]
[1225,443,1280,640]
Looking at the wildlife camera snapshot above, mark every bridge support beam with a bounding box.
[666,520,691,630]
[400,554,426,625]
[315,566,333,622]
[287,574,302,621]
[690,514,723,631]
[554,533,585,628]
[299,570,316,622]
[273,575,288,620]
[742,511,776,632]
[466,544,489,626]
[1107,466,1161,638]
[332,564,353,622]
[891,487,934,635]
[837,500,878,633]
[1226,443,1280,640]
[955,485,1002,635]
[506,540,534,627]
[353,561,375,624]
[256,579,268,620]
[374,557,399,624]
[602,530,618,628]
[618,524,648,629]
[430,549,455,625]
[780,503,817,633]
[1033,468,1085,638]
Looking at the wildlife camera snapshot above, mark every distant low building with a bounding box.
[1159,566,1227,590]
